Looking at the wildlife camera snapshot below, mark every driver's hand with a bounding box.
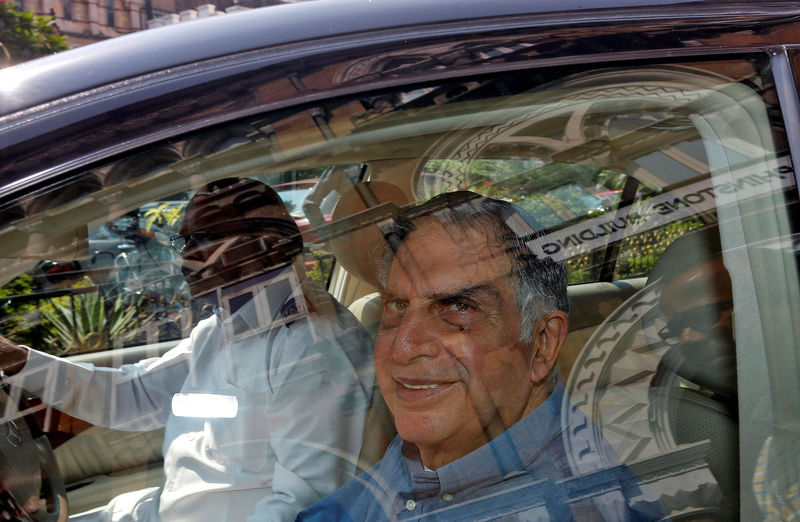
[0,334,28,377]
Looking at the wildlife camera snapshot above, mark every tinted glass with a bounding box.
[1,56,798,521]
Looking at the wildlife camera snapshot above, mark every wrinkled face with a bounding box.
[376,219,538,468]
[660,257,737,396]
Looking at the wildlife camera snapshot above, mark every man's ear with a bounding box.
[529,310,569,384]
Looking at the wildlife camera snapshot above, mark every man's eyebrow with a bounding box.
[428,283,503,305]
[378,288,400,301]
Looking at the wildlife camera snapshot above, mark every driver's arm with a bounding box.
[0,334,29,377]
[0,331,193,431]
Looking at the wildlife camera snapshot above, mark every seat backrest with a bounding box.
[348,293,383,341]
[646,225,739,517]
[559,279,644,379]
[348,293,397,470]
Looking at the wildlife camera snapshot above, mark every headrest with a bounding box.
[328,181,412,287]
[646,224,722,286]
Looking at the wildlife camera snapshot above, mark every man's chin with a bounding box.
[394,414,490,469]
[395,423,448,457]
[391,405,461,440]
[392,409,446,443]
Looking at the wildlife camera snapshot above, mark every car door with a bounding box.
[2,2,800,520]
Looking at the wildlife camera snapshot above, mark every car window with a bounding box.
[1,55,798,521]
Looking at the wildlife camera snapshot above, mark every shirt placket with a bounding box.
[398,469,445,518]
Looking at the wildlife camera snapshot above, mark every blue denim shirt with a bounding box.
[296,376,667,521]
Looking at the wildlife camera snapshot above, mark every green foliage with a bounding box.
[0,273,36,328]
[0,274,47,347]
[0,2,68,67]
[41,290,142,353]
[0,275,145,353]
[563,218,707,285]
[423,157,707,285]
[566,253,599,285]
[515,163,600,195]
[426,158,536,186]
[306,249,334,287]
[594,169,628,192]
[612,218,706,279]
[0,256,182,355]
[426,158,614,195]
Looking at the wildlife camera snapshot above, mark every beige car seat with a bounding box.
[647,225,739,519]
[328,181,412,470]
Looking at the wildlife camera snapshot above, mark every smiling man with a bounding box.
[375,194,567,472]
[297,191,663,521]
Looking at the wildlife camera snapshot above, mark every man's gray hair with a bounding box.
[379,191,569,343]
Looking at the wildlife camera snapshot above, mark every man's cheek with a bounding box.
[373,345,394,390]
[375,372,393,400]
[442,335,482,361]
[462,367,497,404]
[373,332,394,361]
[445,350,495,423]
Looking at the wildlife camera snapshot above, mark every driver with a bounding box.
[0,178,374,521]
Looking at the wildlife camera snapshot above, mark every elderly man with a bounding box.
[0,178,373,521]
[298,191,661,521]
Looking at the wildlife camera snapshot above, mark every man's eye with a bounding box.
[380,300,406,329]
[440,297,475,313]
[385,301,408,313]
[436,300,478,330]
[447,301,471,312]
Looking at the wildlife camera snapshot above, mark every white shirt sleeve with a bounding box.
[4,331,195,431]
[245,313,374,520]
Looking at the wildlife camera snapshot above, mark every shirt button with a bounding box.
[442,493,454,502]
[405,499,417,511]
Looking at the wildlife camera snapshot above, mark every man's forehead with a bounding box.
[386,219,513,295]
[408,216,501,249]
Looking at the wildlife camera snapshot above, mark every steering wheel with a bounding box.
[0,385,67,522]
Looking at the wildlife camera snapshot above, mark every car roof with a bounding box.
[0,0,796,117]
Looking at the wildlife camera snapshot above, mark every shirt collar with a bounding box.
[404,375,567,496]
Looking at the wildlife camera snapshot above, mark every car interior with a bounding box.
[1,54,799,520]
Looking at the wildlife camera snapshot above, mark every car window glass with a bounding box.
[1,56,798,521]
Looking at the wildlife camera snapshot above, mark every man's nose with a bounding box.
[390,307,442,362]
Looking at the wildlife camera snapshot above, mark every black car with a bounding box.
[1,0,799,520]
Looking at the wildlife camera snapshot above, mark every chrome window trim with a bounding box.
[773,48,800,192]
